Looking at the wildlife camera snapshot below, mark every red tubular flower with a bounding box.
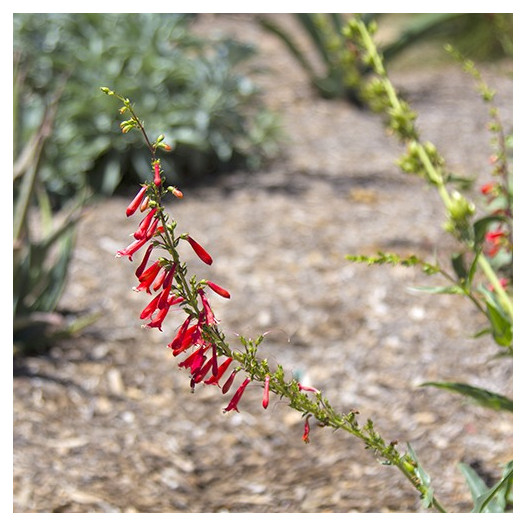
[211,345,219,377]
[126,186,147,217]
[485,229,507,257]
[262,375,270,409]
[135,261,162,293]
[222,369,238,394]
[135,243,154,278]
[171,329,199,357]
[192,355,215,384]
[139,292,162,320]
[169,316,191,348]
[206,280,231,299]
[116,236,149,261]
[480,182,495,195]
[134,208,157,240]
[146,218,161,239]
[168,295,185,307]
[178,346,204,370]
[302,416,311,444]
[179,344,211,374]
[169,319,202,357]
[152,267,168,292]
[205,357,233,386]
[154,265,176,309]
[198,289,216,325]
[137,261,161,282]
[223,377,251,413]
[162,264,177,290]
[153,161,162,187]
[298,383,319,394]
[156,284,173,311]
[185,236,213,265]
[144,304,170,331]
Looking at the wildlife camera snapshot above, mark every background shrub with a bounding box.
[13,13,281,207]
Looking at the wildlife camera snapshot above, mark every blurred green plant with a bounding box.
[344,16,512,511]
[13,13,281,207]
[258,13,512,104]
[459,460,512,512]
[13,70,95,353]
[258,13,364,103]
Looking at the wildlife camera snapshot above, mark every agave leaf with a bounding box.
[381,13,467,62]
[257,16,317,79]
[32,229,76,313]
[295,14,332,66]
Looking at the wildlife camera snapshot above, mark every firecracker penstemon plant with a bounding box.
[101,85,450,512]
[100,16,512,515]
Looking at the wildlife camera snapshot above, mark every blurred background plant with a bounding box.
[13,13,282,353]
[343,16,512,511]
[258,13,512,104]
[13,71,94,354]
[13,13,282,207]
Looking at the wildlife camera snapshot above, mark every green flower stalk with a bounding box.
[102,86,448,512]
[343,18,513,324]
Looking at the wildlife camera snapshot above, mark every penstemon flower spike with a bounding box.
[102,86,448,513]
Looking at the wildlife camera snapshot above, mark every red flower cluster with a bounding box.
[117,182,254,413]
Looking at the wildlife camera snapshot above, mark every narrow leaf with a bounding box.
[410,285,464,295]
[451,252,468,281]
[406,443,435,508]
[471,462,512,513]
[420,382,512,412]
[458,463,497,512]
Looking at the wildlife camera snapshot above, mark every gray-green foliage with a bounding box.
[13,13,281,205]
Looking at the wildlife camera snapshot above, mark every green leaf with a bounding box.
[459,461,513,512]
[410,285,464,295]
[480,288,513,347]
[459,463,498,512]
[467,250,480,289]
[420,382,512,412]
[406,443,434,508]
[451,252,468,281]
[257,16,317,78]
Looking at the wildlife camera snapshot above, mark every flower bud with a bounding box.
[168,186,184,199]
[158,143,172,152]
[448,191,475,221]
[262,375,270,409]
